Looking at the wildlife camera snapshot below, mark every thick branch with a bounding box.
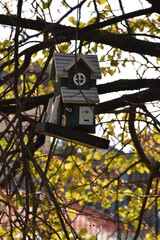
[0,93,53,114]
[97,79,160,94]
[1,14,160,58]
[0,7,153,32]
[95,88,160,114]
[0,40,55,83]
[1,87,160,115]
[30,153,70,240]
[133,172,154,240]
[83,7,153,31]
[79,30,160,57]
[128,107,151,169]
[0,14,74,32]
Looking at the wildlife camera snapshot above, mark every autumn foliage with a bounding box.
[0,0,159,239]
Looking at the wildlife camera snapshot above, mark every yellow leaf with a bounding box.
[65,162,73,170]
[65,191,71,200]
[123,189,133,196]
[97,0,106,5]
[72,191,80,200]
[68,16,77,26]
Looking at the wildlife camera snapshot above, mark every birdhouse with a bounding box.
[46,53,101,133]
[36,53,110,149]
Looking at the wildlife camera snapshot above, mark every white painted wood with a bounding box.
[79,106,94,125]
[61,87,99,104]
[52,53,102,79]
[46,96,54,121]
[48,95,61,124]
[64,53,96,72]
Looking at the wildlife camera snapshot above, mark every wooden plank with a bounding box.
[86,55,102,79]
[35,122,110,149]
[64,54,96,73]
[53,53,102,79]
[61,87,99,103]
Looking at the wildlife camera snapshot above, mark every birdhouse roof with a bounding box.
[61,87,99,104]
[52,53,101,79]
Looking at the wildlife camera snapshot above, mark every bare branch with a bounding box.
[95,88,160,114]
[128,107,151,169]
[97,79,160,95]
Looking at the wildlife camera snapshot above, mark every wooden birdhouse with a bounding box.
[47,53,101,133]
[36,53,110,149]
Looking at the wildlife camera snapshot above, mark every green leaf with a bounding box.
[105,4,110,10]
[62,0,68,8]
[92,43,97,53]
[65,162,74,170]
[68,16,77,26]
[89,236,96,240]
[119,207,128,218]
[41,0,48,9]
[72,191,80,200]
[87,1,92,7]
[65,191,71,200]
[123,189,133,196]
[0,85,4,95]
[111,59,119,67]
[93,151,102,160]
[108,67,116,76]
[78,228,88,236]
[68,208,77,218]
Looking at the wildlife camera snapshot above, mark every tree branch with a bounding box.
[1,12,160,58]
[0,7,153,33]
[1,86,160,116]
[83,7,153,31]
[97,79,160,95]
[29,151,71,240]
[95,88,160,114]
[0,93,53,114]
[79,30,160,57]
[133,172,154,240]
[128,107,151,169]
[0,14,74,32]
[14,0,30,237]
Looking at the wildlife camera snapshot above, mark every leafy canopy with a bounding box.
[0,0,160,239]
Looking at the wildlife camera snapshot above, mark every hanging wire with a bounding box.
[73,0,108,138]
[75,0,80,75]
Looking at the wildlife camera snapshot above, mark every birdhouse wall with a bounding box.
[60,102,95,133]
[90,79,96,88]
[61,77,68,88]
[65,103,79,128]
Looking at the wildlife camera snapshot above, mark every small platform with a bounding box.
[35,122,109,149]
